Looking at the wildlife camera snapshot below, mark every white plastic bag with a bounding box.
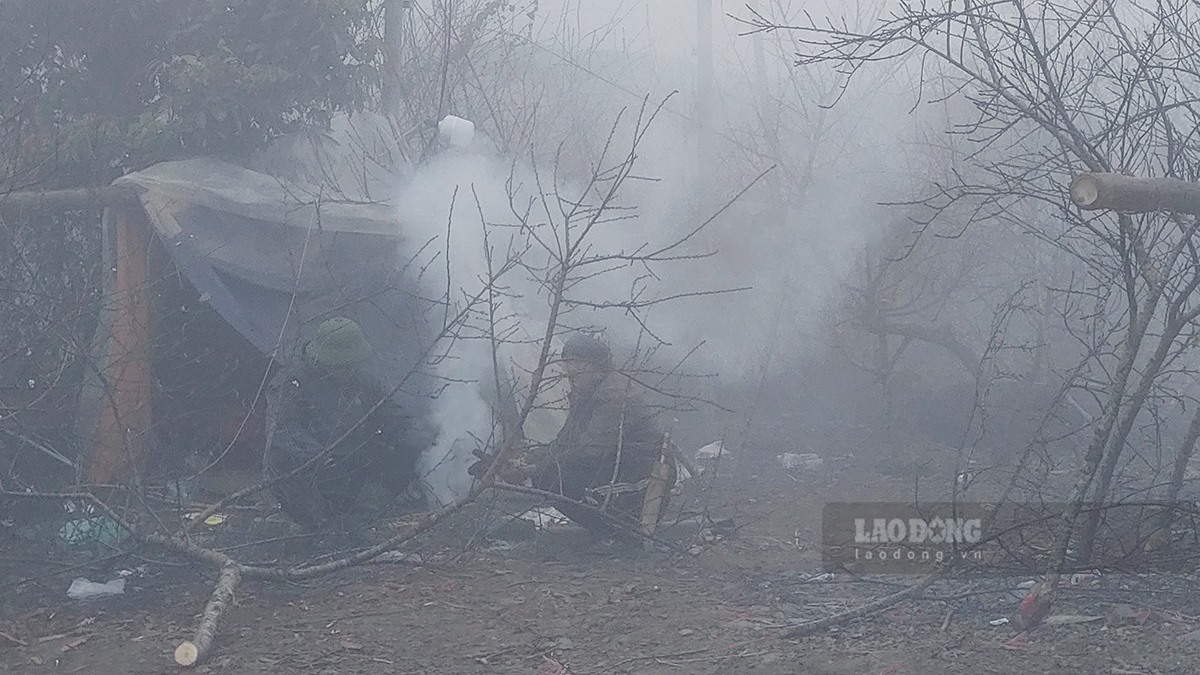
[66,577,126,600]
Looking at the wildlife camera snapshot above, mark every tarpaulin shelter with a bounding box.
[77,158,439,485]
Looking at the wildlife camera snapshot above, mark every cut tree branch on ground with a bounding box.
[174,563,241,667]
[10,466,682,665]
[2,486,483,665]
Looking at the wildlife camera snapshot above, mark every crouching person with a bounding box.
[507,333,676,540]
[263,317,420,534]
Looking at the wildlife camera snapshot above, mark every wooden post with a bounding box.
[89,205,153,485]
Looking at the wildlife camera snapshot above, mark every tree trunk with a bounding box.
[1151,400,1200,544]
[1079,284,1200,561]
[1030,246,1051,382]
[1070,173,1200,215]
[863,319,980,377]
[382,0,410,112]
[1077,314,1186,562]
[1045,284,1159,591]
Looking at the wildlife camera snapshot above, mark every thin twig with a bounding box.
[491,481,682,552]
[782,572,944,638]
[0,630,28,647]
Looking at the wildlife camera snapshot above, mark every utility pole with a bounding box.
[383,0,412,113]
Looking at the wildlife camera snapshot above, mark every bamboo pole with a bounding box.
[0,184,138,214]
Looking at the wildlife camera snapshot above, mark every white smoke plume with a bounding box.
[393,139,565,506]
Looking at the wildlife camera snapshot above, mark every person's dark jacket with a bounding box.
[263,361,417,530]
[531,371,674,532]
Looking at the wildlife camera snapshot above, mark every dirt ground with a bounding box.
[4,444,1200,675]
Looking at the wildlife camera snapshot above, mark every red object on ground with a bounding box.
[1018,590,1040,617]
[1016,581,1053,628]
